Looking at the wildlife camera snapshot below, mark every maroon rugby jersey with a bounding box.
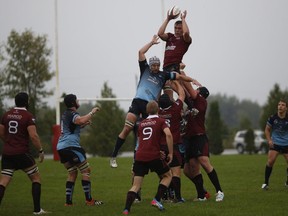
[1,107,35,155]
[185,94,207,136]
[163,33,191,68]
[159,99,183,145]
[136,115,169,161]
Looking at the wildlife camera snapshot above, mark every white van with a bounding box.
[232,130,268,154]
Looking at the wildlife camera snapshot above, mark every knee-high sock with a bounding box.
[155,184,168,201]
[82,180,92,201]
[112,137,125,157]
[66,181,75,204]
[32,182,41,212]
[171,176,181,199]
[264,165,272,185]
[124,191,137,212]
[192,174,205,198]
[207,169,222,192]
[0,185,6,205]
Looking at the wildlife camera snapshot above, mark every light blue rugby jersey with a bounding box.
[134,60,174,102]
[57,110,81,150]
[267,113,288,146]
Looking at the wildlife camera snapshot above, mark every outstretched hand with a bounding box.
[91,107,100,114]
[181,10,187,19]
[151,35,160,45]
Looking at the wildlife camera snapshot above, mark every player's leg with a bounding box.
[151,169,171,211]
[123,161,146,214]
[20,152,46,214]
[111,112,137,168]
[113,112,136,154]
[0,154,17,205]
[151,159,172,211]
[27,166,42,213]
[58,148,79,206]
[131,163,141,203]
[262,149,279,189]
[170,166,183,202]
[64,163,78,206]
[0,172,13,205]
[284,152,288,186]
[77,160,103,206]
[112,99,147,168]
[170,147,184,202]
[183,137,207,200]
[186,158,206,201]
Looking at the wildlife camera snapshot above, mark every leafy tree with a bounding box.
[36,106,56,153]
[208,94,262,130]
[0,44,5,116]
[239,117,252,130]
[206,101,224,155]
[245,128,255,154]
[1,29,54,115]
[82,82,134,156]
[260,84,287,130]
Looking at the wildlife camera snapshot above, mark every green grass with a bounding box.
[1,154,288,216]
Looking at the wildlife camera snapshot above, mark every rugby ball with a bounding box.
[169,5,181,18]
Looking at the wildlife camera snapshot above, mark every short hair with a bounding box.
[175,20,182,25]
[146,100,159,115]
[197,86,210,99]
[279,97,288,106]
[64,94,77,108]
[159,94,173,109]
[15,92,29,108]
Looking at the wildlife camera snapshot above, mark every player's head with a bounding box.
[149,56,160,73]
[197,86,209,99]
[159,94,173,109]
[278,98,288,113]
[64,94,79,109]
[174,20,183,36]
[146,100,159,115]
[15,92,29,108]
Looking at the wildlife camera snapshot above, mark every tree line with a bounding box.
[0,30,287,156]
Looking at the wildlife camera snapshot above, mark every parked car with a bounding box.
[232,130,268,154]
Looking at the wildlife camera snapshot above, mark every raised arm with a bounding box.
[181,10,192,43]
[138,35,160,61]
[171,80,185,102]
[74,107,100,125]
[174,72,201,100]
[157,10,176,40]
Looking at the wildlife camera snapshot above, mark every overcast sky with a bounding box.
[1,0,288,109]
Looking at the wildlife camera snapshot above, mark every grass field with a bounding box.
[0,154,288,216]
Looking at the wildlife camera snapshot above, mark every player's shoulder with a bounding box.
[157,116,167,123]
[17,108,33,118]
[139,59,148,67]
[267,113,278,122]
